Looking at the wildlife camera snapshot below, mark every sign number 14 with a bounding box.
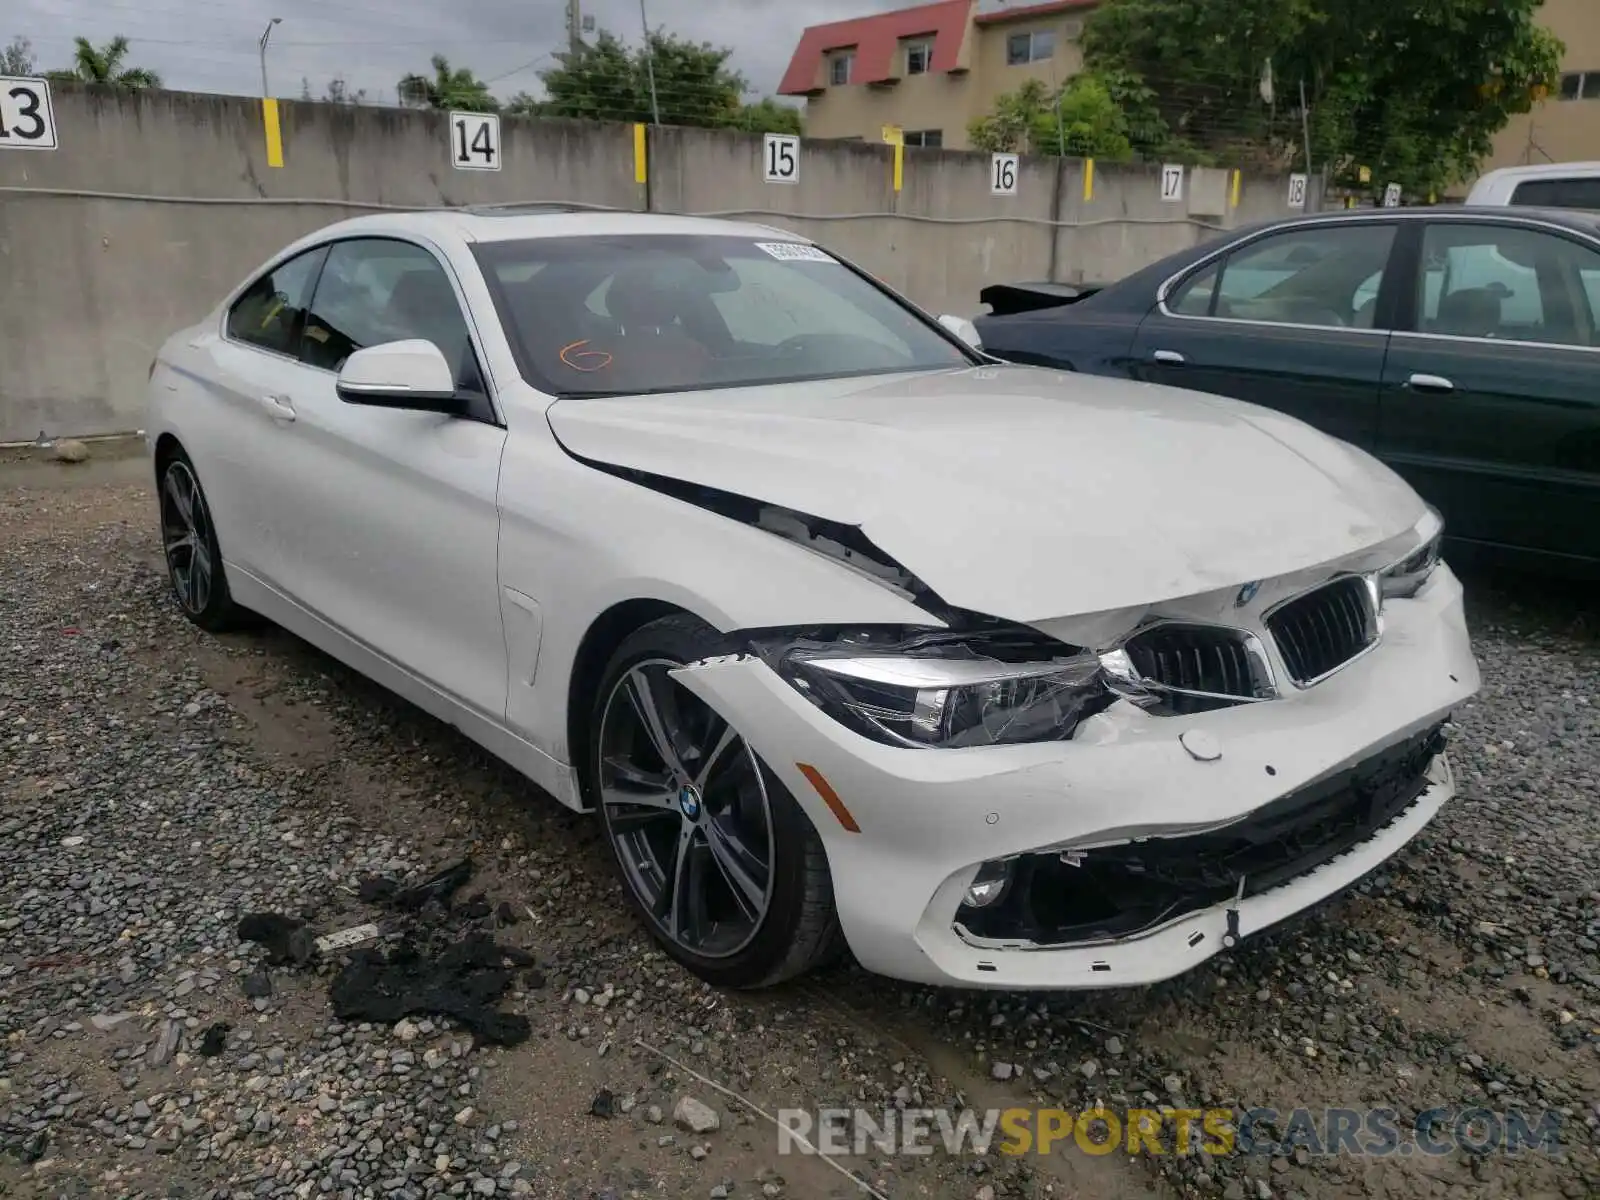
[451,111,500,171]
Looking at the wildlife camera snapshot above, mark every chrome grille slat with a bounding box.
[1124,624,1266,701]
[1266,576,1376,686]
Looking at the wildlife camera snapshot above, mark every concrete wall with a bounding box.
[2,88,1300,440]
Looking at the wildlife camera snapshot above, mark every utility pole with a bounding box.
[639,0,661,125]
[258,17,282,98]
[566,0,584,55]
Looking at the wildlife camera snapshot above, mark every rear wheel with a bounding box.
[587,614,844,988]
[158,449,244,632]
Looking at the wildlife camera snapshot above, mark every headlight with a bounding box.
[750,627,1113,748]
[1381,508,1444,600]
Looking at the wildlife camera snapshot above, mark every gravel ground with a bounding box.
[2,447,1596,1200]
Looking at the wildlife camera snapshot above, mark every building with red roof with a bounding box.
[778,0,1099,149]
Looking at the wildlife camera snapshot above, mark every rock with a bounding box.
[394,1018,420,1042]
[455,1106,475,1125]
[146,1019,182,1068]
[1104,1036,1123,1056]
[52,439,90,464]
[990,1062,1014,1081]
[673,1096,721,1134]
[91,1012,134,1032]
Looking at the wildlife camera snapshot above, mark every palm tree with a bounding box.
[47,36,162,89]
[397,54,497,112]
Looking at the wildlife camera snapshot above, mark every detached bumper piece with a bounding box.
[956,722,1446,948]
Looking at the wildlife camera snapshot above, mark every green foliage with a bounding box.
[1078,0,1563,192]
[967,75,1133,159]
[398,55,498,112]
[532,29,799,132]
[47,36,161,90]
[1,35,37,76]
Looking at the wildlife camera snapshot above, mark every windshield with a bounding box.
[471,234,975,397]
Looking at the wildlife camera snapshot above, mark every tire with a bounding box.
[586,613,845,988]
[157,447,246,632]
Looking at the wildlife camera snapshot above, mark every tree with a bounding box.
[535,28,798,131]
[398,54,497,112]
[46,35,162,90]
[967,76,1133,159]
[1078,0,1562,193]
[302,76,367,104]
[1,35,37,75]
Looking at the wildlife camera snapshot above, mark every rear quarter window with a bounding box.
[1508,178,1600,211]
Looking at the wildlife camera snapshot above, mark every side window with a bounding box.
[1509,178,1600,211]
[301,238,485,393]
[1418,223,1600,348]
[1167,225,1395,328]
[1168,262,1220,315]
[225,248,326,355]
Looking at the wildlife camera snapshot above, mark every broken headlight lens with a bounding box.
[754,629,1113,748]
[1380,510,1444,601]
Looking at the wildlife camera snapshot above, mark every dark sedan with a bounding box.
[975,206,1600,576]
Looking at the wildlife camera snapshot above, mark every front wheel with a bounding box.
[587,614,845,988]
[158,448,245,632]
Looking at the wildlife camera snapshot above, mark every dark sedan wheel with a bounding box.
[588,614,845,988]
[158,449,243,631]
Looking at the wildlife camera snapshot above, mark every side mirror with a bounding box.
[336,339,463,413]
[938,313,983,351]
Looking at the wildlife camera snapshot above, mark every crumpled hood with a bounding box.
[546,366,1426,622]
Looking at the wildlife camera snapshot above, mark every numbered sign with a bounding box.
[763,133,799,184]
[1287,173,1308,209]
[990,153,1019,197]
[1382,182,1402,208]
[1160,163,1185,203]
[0,77,58,150]
[450,111,501,171]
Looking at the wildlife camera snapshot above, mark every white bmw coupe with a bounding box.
[147,207,1479,990]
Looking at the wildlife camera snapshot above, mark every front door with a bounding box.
[1377,217,1600,567]
[266,235,510,721]
[1130,220,1400,450]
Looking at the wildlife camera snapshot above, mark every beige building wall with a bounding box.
[1484,0,1600,170]
[801,9,1090,150]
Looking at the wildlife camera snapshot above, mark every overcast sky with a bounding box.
[8,0,911,104]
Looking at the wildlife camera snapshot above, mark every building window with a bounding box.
[904,39,933,76]
[1006,29,1058,66]
[1557,71,1600,100]
[904,129,943,148]
[829,52,854,86]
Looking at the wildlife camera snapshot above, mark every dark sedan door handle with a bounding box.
[1406,373,1454,393]
[1152,350,1186,365]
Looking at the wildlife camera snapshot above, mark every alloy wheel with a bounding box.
[159,460,214,616]
[597,658,775,958]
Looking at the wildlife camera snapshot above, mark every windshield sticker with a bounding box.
[754,242,837,264]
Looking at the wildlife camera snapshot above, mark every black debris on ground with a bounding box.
[590,1088,615,1119]
[390,857,473,912]
[196,1021,231,1057]
[236,913,316,965]
[328,932,535,1046]
[241,970,273,999]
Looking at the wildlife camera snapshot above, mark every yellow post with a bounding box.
[633,123,648,184]
[262,97,284,169]
[1230,168,1241,208]
[1083,158,1095,202]
[881,125,904,193]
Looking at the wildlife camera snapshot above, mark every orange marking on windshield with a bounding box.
[559,339,613,372]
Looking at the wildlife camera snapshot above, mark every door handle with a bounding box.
[1152,350,1186,365]
[259,394,297,421]
[1406,373,1454,393]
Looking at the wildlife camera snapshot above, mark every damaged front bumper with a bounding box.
[671,566,1478,990]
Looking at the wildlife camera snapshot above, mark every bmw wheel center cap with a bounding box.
[678,784,702,820]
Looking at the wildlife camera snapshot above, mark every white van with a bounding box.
[1465,163,1600,209]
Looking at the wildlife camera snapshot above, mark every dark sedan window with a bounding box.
[1418,223,1600,347]
[1508,178,1600,211]
[1168,224,1396,329]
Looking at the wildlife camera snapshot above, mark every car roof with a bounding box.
[1226,203,1600,238]
[310,207,806,246]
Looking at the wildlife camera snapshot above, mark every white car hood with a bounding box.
[546,366,1426,622]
